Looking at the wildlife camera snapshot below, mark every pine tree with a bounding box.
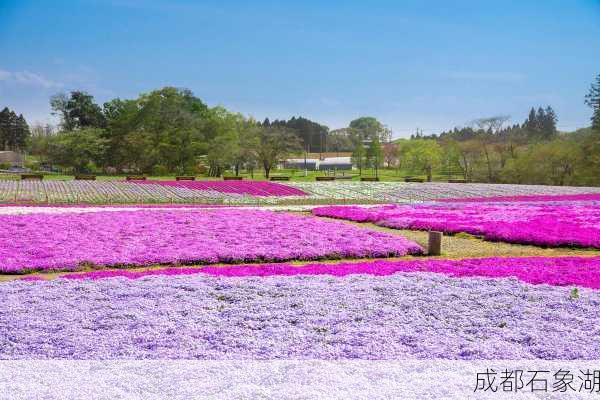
[0,107,10,150]
[524,107,537,133]
[542,106,557,139]
[536,107,546,132]
[6,111,18,150]
[585,74,600,131]
[15,114,30,150]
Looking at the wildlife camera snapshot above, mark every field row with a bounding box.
[4,267,598,359]
[2,179,600,205]
[314,198,600,248]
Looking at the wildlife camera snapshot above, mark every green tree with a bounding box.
[51,91,105,130]
[0,107,29,151]
[383,142,400,168]
[366,136,383,176]
[128,87,208,173]
[349,117,391,143]
[251,126,301,178]
[501,139,582,186]
[585,74,600,131]
[269,116,329,153]
[402,139,442,181]
[328,129,354,153]
[351,141,366,175]
[47,128,108,173]
[101,98,139,172]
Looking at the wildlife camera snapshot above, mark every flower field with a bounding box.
[1,188,598,367]
[2,179,600,205]
[136,179,307,196]
[438,193,600,203]
[61,256,600,290]
[290,181,600,203]
[0,209,422,273]
[2,271,598,359]
[313,200,600,248]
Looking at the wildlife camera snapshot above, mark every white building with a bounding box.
[283,156,352,171]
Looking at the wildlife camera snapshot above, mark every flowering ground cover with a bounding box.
[1,272,597,359]
[3,179,600,205]
[60,256,600,290]
[135,180,306,196]
[291,181,600,203]
[438,193,600,203]
[0,180,307,205]
[313,202,600,248]
[0,209,422,273]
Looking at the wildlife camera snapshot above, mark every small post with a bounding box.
[428,231,442,256]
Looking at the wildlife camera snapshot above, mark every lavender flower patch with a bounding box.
[1,273,598,359]
[0,209,422,273]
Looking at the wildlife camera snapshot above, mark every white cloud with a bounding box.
[0,68,63,89]
[0,69,11,80]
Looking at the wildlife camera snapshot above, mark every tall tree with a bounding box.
[14,114,30,150]
[0,108,29,151]
[251,126,301,178]
[585,74,600,131]
[472,116,509,182]
[0,107,12,150]
[351,141,366,175]
[543,106,557,137]
[50,93,74,131]
[328,128,354,153]
[349,117,391,143]
[366,136,383,176]
[51,91,105,130]
[383,142,400,168]
[402,139,442,182]
[524,107,537,133]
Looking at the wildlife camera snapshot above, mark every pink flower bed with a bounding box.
[0,203,229,208]
[61,256,600,289]
[313,202,600,248]
[439,193,600,203]
[0,209,422,273]
[135,180,306,197]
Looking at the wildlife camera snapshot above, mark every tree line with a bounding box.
[379,75,600,186]
[26,88,394,177]
[7,73,600,186]
[28,87,299,177]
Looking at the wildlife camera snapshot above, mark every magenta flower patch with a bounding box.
[62,256,600,290]
[313,202,600,248]
[0,209,422,273]
[135,180,307,197]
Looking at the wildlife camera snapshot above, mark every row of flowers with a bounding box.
[60,256,600,290]
[291,182,600,203]
[3,268,597,359]
[438,193,600,203]
[313,201,600,249]
[136,180,306,197]
[0,209,422,273]
[2,180,600,205]
[0,180,302,205]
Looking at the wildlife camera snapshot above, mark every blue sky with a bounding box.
[0,0,598,137]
